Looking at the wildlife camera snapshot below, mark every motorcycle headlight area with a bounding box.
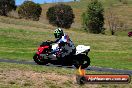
[38,49,40,52]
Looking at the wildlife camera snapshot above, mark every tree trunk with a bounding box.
[111,31,115,35]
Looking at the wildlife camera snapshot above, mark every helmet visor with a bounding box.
[54,33,59,38]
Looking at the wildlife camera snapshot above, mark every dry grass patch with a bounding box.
[0,68,132,88]
[0,69,101,88]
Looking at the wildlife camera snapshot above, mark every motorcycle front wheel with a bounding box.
[73,54,90,69]
[33,54,48,65]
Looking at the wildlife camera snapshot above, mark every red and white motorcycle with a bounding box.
[33,41,90,69]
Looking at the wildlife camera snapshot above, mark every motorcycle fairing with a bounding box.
[76,45,90,55]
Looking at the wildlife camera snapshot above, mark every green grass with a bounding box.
[0,27,53,60]
[0,62,114,76]
[0,23,132,70]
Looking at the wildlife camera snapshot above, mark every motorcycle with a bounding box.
[33,41,90,69]
[128,31,132,37]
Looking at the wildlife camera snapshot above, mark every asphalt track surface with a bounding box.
[0,59,132,75]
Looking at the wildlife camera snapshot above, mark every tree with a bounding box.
[17,1,42,21]
[82,0,105,34]
[0,0,16,16]
[106,8,126,35]
[46,4,75,29]
[81,12,88,30]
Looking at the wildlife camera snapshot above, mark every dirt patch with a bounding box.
[0,69,99,88]
[1,68,131,88]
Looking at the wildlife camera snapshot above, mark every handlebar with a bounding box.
[40,41,52,47]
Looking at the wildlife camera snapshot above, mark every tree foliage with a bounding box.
[0,0,16,16]
[17,1,42,21]
[46,4,75,29]
[82,0,105,34]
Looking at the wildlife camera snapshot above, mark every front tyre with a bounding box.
[74,54,90,69]
[76,75,86,85]
[33,54,48,65]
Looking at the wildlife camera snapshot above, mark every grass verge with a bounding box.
[0,62,131,88]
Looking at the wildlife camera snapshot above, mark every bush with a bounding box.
[82,0,105,34]
[17,1,42,21]
[46,4,75,29]
[0,0,16,16]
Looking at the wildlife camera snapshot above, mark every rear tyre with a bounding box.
[73,54,90,69]
[33,54,48,65]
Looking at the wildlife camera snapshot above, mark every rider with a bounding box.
[51,28,76,58]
